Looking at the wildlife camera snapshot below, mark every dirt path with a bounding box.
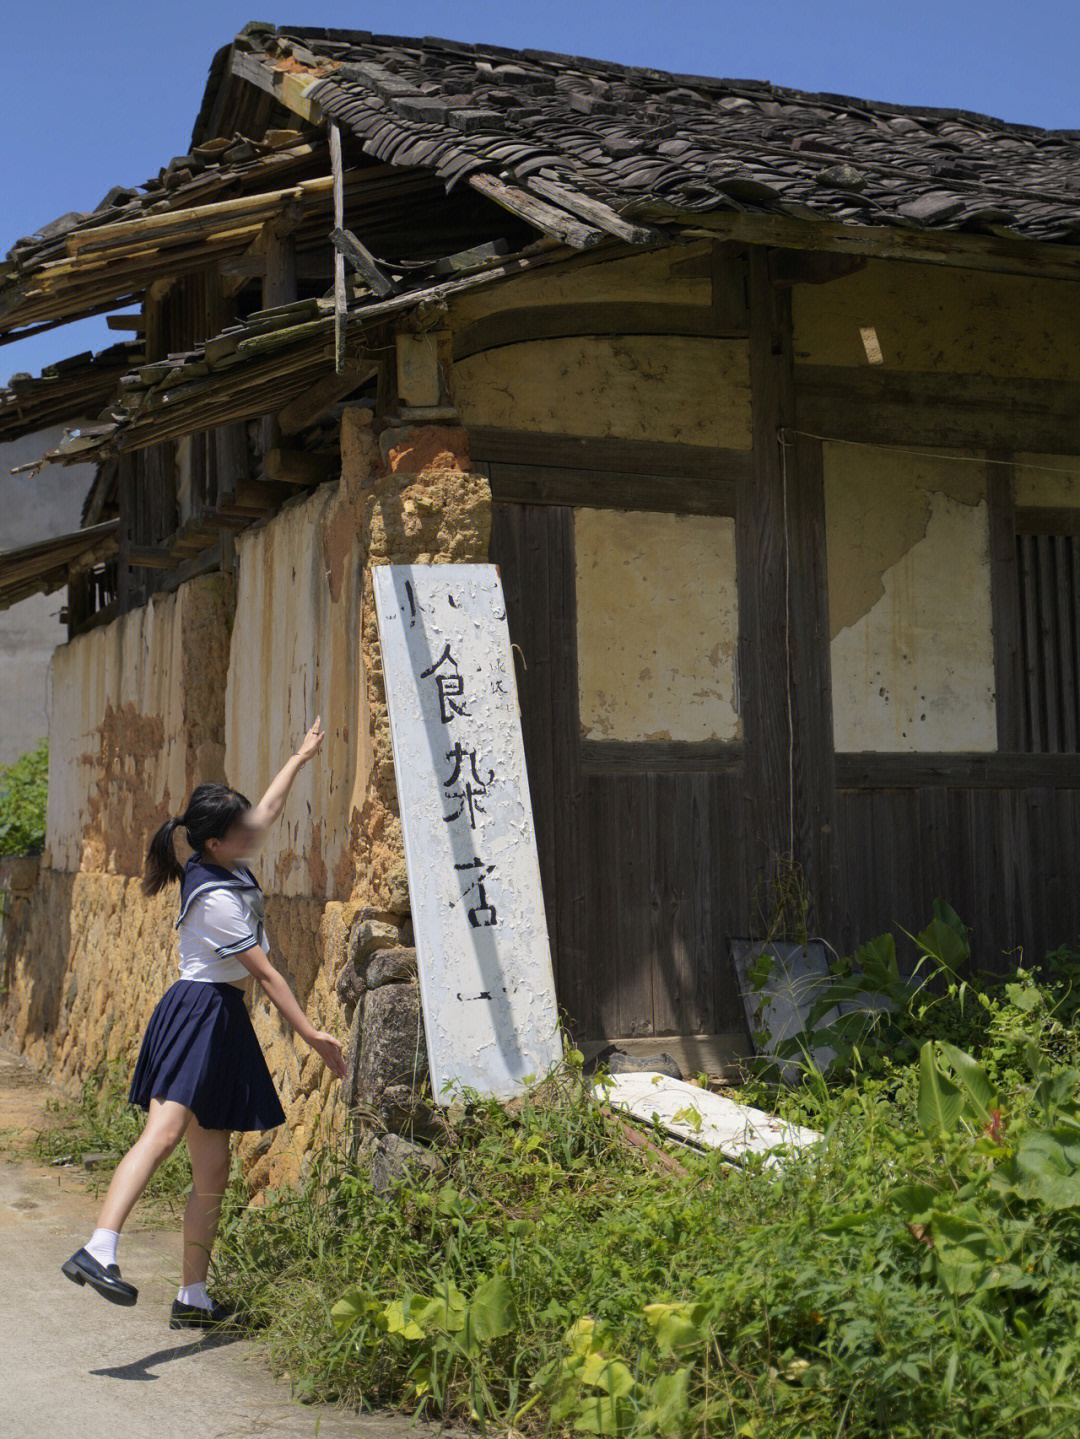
[0,1044,460,1439]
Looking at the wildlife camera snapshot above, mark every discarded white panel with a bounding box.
[731,938,898,1083]
[731,939,839,1083]
[596,1071,822,1168]
[373,564,562,1102]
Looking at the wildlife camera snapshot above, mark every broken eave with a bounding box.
[0,342,142,444]
[11,232,579,473]
[0,518,119,610]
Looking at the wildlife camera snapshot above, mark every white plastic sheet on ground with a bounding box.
[596,1071,823,1168]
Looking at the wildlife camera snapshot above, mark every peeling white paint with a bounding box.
[374,565,562,1102]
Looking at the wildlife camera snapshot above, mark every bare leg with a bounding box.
[182,1114,232,1287]
[94,1097,192,1233]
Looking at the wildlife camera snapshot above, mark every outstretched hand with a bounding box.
[296,715,325,765]
[308,1030,347,1079]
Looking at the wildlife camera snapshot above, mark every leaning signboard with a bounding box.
[372,563,562,1101]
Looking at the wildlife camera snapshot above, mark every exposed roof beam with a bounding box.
[230,49,324,125]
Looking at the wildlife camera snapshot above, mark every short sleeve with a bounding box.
[197,888,260,958]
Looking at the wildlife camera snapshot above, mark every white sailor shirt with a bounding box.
[175,864,271,984]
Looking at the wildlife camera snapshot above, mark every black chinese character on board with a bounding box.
[454,857,498,928]
[421,643,470,723]
[442,744,495,829]
[403,580,426,629]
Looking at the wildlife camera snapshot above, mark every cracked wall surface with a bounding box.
[454,333,751,448]
[44,572,233,874]
[1,407,490,1193]
[825,441,996,752]
[574,508,740,742]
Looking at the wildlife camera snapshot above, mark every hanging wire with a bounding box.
[787,429,1080,480]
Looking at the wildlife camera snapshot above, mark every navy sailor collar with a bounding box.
[175,853,262,928]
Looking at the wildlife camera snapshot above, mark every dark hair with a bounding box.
[142,782,252,897]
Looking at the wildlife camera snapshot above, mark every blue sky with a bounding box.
[3,0,1076,386]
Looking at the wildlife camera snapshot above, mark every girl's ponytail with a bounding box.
[143,815,185,896]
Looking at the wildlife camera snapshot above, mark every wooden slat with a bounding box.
[627,202,1080,284]
[987,455,1022,750]
[469,173,606,250]
[452,301,741,359]
[1015,507,1080,537]
[329,122,347,373]
[471,425,752,483]
[796,365,1080,454]
[329,226,396,298]
[277,359,374,434]
[580,740,742,773]
[488,462,736,516]
[836,752,1080,788]
[526,175,662,246]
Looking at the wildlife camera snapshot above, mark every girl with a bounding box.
[61,715,346,1330]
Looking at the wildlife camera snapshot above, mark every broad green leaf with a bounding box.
[929,1205,998,1296]
[329,1286,380,1332]
[642,1301,709,1354]
[918,1041,963,1137]
[1012,1128,1080,1209]
[938,1041,998,1125]
[888,1183,939,1220]
[382,1299,426,1340]
[468,1274,518,1341]
[915,913,970,975]
[641,1368,691,1438]
[573,1393,639,1435]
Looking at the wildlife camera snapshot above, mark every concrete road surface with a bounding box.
[0,1044,462,1439]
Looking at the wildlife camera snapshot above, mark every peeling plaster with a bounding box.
[826,444,996,752]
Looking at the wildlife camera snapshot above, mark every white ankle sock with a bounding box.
[177,1281,211,1310]
[85,1227,119,1269]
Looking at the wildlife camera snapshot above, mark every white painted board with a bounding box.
[596,1072,822,1168]
[373,564,562,1102]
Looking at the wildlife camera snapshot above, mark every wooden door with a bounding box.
[490,499,748,1049]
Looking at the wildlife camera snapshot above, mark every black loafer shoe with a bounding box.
[169,1296,241,1332]
[61,1248,138,1306]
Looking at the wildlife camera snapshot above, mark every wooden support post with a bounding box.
[116,458,133,615]
[329,121,347,373]
[987,451,1022,750]
[739,245,838,940]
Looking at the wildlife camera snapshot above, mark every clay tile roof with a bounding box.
[233,22,1080,246]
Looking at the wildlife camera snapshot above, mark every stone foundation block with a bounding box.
[366,947,418,988]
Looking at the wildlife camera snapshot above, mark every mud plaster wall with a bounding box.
[574,508,740,742]
[792,258,1080,379]
[448,239,715,324]
[1,867,357,1191]
[2,411,493,1193]
[825,441,996,752]
[44,572,233,874]
[454,334,750,448]
[1013,454,1080,508]
[224,474,369,902]
[354,414,493,915]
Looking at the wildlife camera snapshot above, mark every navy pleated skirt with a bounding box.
[128,979,286,1132]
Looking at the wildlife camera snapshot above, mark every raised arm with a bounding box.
[243,716,324,844]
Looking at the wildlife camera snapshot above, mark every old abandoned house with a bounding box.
[1,22,1079,1185]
